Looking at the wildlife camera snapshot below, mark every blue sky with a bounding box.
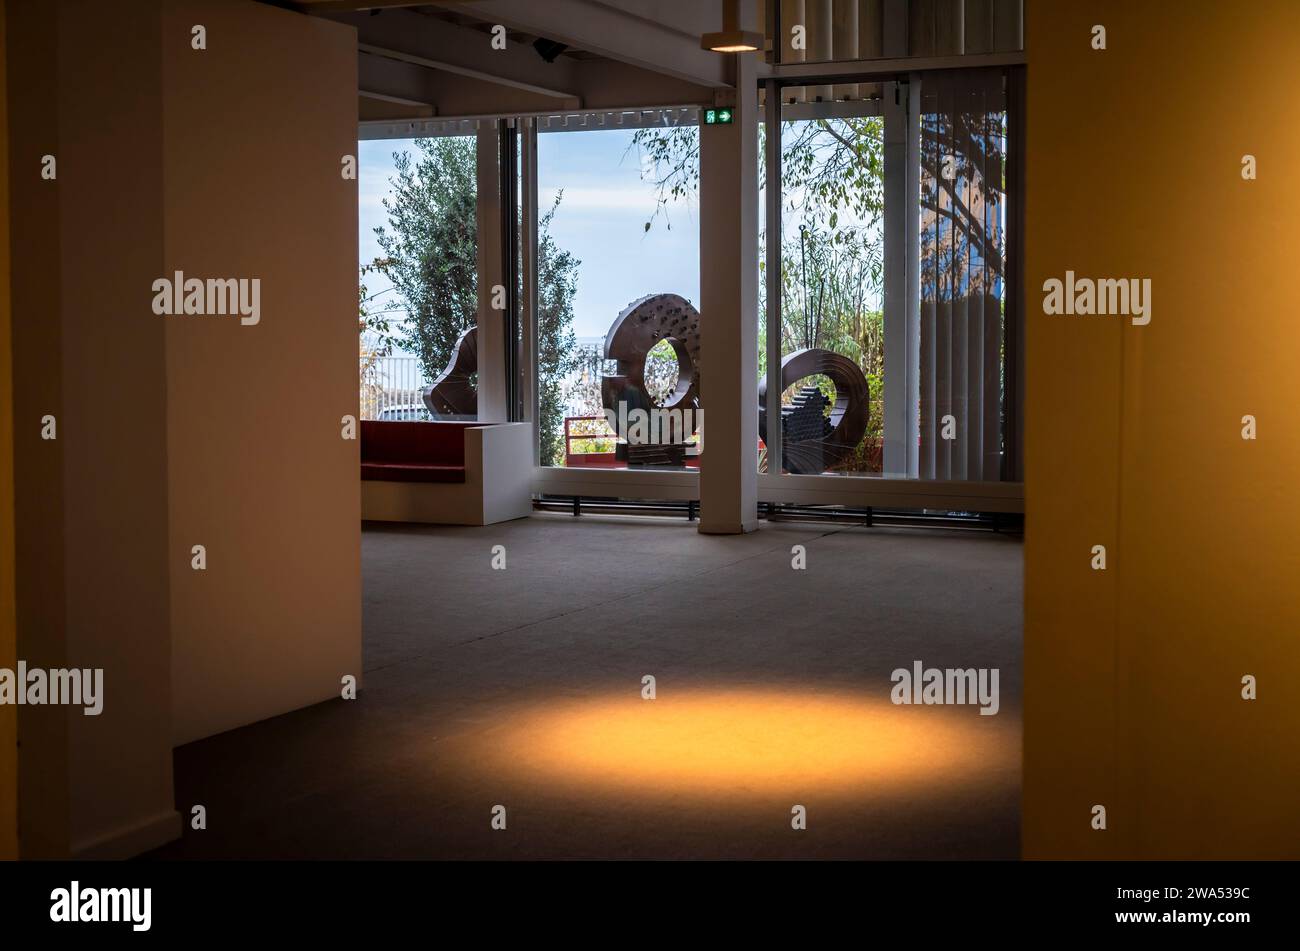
[358,130,699,348]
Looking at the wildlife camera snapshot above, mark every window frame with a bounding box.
[358,67,1024,513]
[757,65,1024,513]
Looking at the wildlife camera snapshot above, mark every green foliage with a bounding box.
[359,261,401,420]
[371,137,581,465]
[642,339,681,404]
[629,125,699,232]
[375,137,478,379]
[781,117,884,225]
[635,117,888,465]
[358,261,397,355]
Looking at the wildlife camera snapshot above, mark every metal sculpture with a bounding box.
[758,348,870,474]
[600,294,701,464]
[595,298,870,473]
[422,325,478,418]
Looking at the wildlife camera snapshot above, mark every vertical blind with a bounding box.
[918,68,1006,480]
[775,0,1024,70]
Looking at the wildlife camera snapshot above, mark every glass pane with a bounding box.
[537,124,701,470]
[359,136,478,423]
[762,69,1010,483]
[768,95,885,477]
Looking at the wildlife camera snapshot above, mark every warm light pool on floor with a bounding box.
[477,686,1017,802]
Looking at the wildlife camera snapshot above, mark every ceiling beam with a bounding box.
[358,89,435,122]
[358,43,576,101]
[359,89,434,109]
[356,46,712,117]
[356,53,435,106]
[326,8,581,100]
[432,0,733,88]
[358,49,582,117]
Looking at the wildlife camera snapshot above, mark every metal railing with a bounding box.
[563,415,621,468]
[359,354,433,421]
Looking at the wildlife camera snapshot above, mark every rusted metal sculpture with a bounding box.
[422,325,478,418]
[758,348,870,474]
[596,298,870,473]
[601,294,701,464]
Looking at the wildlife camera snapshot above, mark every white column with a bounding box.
[698,52,760,535]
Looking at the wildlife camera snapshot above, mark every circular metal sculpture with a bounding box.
[758,348,870,474]
[422,325,478,418]
[601,294,701,465]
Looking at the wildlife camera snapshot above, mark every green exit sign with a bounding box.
[704,108,734,125]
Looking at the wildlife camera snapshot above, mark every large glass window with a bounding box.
[762,69,1011,482]
[358,136,478,422]
[536,122,701,470]
[768,98,885,477]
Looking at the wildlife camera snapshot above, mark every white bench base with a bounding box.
[361,422,533,526]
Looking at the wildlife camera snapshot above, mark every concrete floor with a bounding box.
[150,513,1022,860]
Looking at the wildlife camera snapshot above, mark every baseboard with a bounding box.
[70,808,182,860]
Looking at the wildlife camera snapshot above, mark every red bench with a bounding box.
[359,420,477,484]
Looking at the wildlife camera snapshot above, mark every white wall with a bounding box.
[164,1,362,745]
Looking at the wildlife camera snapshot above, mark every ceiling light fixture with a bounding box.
[701,0,763,53]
